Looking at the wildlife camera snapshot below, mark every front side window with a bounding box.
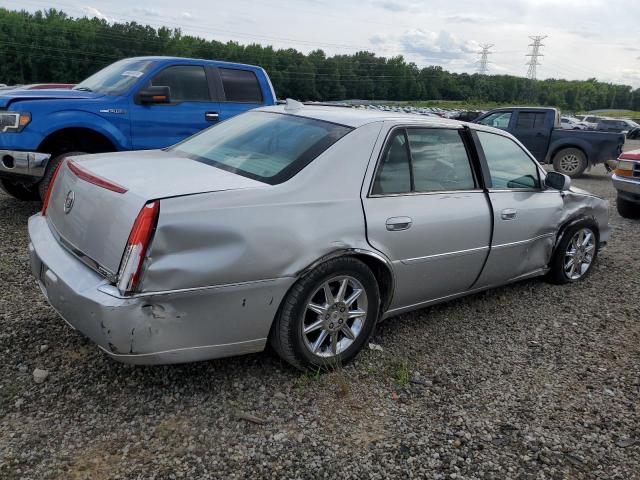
[407,129,475,192]
[74,59,155,95]
[172,112,351,184]
[149,65,210,102]
[477,131,540,189]
[220,68,263,103]
[478,112,512,130]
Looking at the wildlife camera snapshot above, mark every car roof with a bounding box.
[257,104,469,129]
[123,56,263,71]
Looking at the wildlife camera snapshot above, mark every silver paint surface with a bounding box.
[28,105,611,364]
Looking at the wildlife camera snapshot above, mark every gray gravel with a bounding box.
[1,158,639,479]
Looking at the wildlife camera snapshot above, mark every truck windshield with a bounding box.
[171,111,353,184]
[74,59,155,95]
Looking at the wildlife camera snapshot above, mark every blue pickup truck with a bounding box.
[0,56,277,200]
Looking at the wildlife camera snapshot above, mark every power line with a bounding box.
[525,35,547,80]
[476,44,494,75]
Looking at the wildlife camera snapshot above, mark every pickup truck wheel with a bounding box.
[38,152,86,200]
[616,196,640,219]
[552,148,587,177]
[548,220,599,284]
[0,178,40,201]
[269,257,380,371]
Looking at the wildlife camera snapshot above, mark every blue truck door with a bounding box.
[511,110,549,162]
[130,64,221,149]
[210,67,267,121]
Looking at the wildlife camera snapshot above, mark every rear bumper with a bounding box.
[612,174,640,203]
[28,213,293,365]
[0,149,50,179]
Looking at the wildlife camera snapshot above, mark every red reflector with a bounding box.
[67,160,128,193]
[117,201,160,294]
[41,158,66,216]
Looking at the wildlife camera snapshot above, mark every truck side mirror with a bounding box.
[545,171,571,191]
[137,86,171,104]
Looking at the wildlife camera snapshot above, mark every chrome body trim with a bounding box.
[491,232,556,250]
[401,245,490,265]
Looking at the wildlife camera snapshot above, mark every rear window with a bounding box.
[171,111,352,184]
[516,112,546,129]
[220,68,263,103]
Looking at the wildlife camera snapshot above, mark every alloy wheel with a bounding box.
[564,227,596,280]
[301,275,368,358]
[559,154,581,174]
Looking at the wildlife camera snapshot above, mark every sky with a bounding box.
[4,0,640,87]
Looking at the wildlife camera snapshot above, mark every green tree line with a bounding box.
[1,8,638,111]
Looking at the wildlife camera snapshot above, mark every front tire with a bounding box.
[0,178,40,201]
[553,148,587,177]
[38,151,86,199]
[548,221,599,284]
[269,257,380,370]
[616,195,640,219]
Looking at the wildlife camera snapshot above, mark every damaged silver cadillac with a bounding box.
[28,101,610,369]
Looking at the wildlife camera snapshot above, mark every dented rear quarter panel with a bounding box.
[142,121,385,292]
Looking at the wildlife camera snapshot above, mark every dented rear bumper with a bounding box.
[27,213,293,365]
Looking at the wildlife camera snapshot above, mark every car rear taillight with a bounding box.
[117,201,160,295]
[68,160,128,193]
[41,158,66,216]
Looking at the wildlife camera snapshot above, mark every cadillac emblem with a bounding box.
[63,190,75,214]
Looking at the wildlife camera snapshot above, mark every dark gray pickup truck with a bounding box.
[475,107,624,177]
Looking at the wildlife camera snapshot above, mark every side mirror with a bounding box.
[545,171,571,191]
[137,86,170,104]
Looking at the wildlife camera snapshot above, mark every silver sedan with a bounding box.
[28,102,610,369]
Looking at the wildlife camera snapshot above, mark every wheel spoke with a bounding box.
[304,319,324,334]
[307,302,327,316]
[312,330,329,353]
[584,244,595,253]
[341,324,356,340]
[348,308,366,319]
[565,258,574,270]
[323,282,335,305]
[336,278,348,302]
[581,232,592,246]
[344,289,362,307]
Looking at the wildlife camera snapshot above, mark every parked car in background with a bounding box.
[578,115,602,130]
[475,107,624,177]
[596,118,640,134]
[560,116,587,130]
[611,150,640,218]
[0,56,277,200]
[28,103,610,368]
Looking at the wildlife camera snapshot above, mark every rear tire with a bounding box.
[548,220,599,285]
[0,178,40,201]
[616,195,640,219]
[269,257,380,370]
[553,148,587,177]
[38,151,86,200]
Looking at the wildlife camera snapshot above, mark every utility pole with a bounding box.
[525,35,547,80]
[476,44,494,75]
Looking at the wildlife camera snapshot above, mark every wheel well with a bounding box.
[38,128,115,157]
[551,145,587,163]
[351,253,394,313]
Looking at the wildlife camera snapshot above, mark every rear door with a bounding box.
[362,124,492,310]
[130,64,221,149]
[512,110,548,161]
[472,130,563,287]
[211,67,266,122]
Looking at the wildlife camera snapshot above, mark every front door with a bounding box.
[130,64,221,149]
[472,130,564,287]
[362,125,492,310]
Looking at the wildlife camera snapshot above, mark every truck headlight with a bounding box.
[614,159,638,177]
[0,112,31,133]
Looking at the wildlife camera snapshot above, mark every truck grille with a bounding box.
[634,162,640,178]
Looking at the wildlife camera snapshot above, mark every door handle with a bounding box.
[501,208,518,220]
[205,111,219,122]
[386,216,413,231]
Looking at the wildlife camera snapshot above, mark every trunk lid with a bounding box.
[45,150,266,277]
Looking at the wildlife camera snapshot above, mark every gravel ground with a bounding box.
[1,156,639,479]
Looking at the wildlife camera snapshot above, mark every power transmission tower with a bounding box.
[476,44,494,75]
[525,35,547,80]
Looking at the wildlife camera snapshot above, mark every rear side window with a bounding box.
[516,112,546,129]
[171,112,351,184]
[220,68,263,103]
[149,65,210,102]
[372,131,412,195]
[477,131,540,189]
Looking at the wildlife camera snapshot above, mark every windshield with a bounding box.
[172,111,353,184]
[74,59,155,95]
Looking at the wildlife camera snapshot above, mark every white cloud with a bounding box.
[399,30,479,64]
[181,12,193,19]
[82,6,109,21]
[131,7,161,18]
